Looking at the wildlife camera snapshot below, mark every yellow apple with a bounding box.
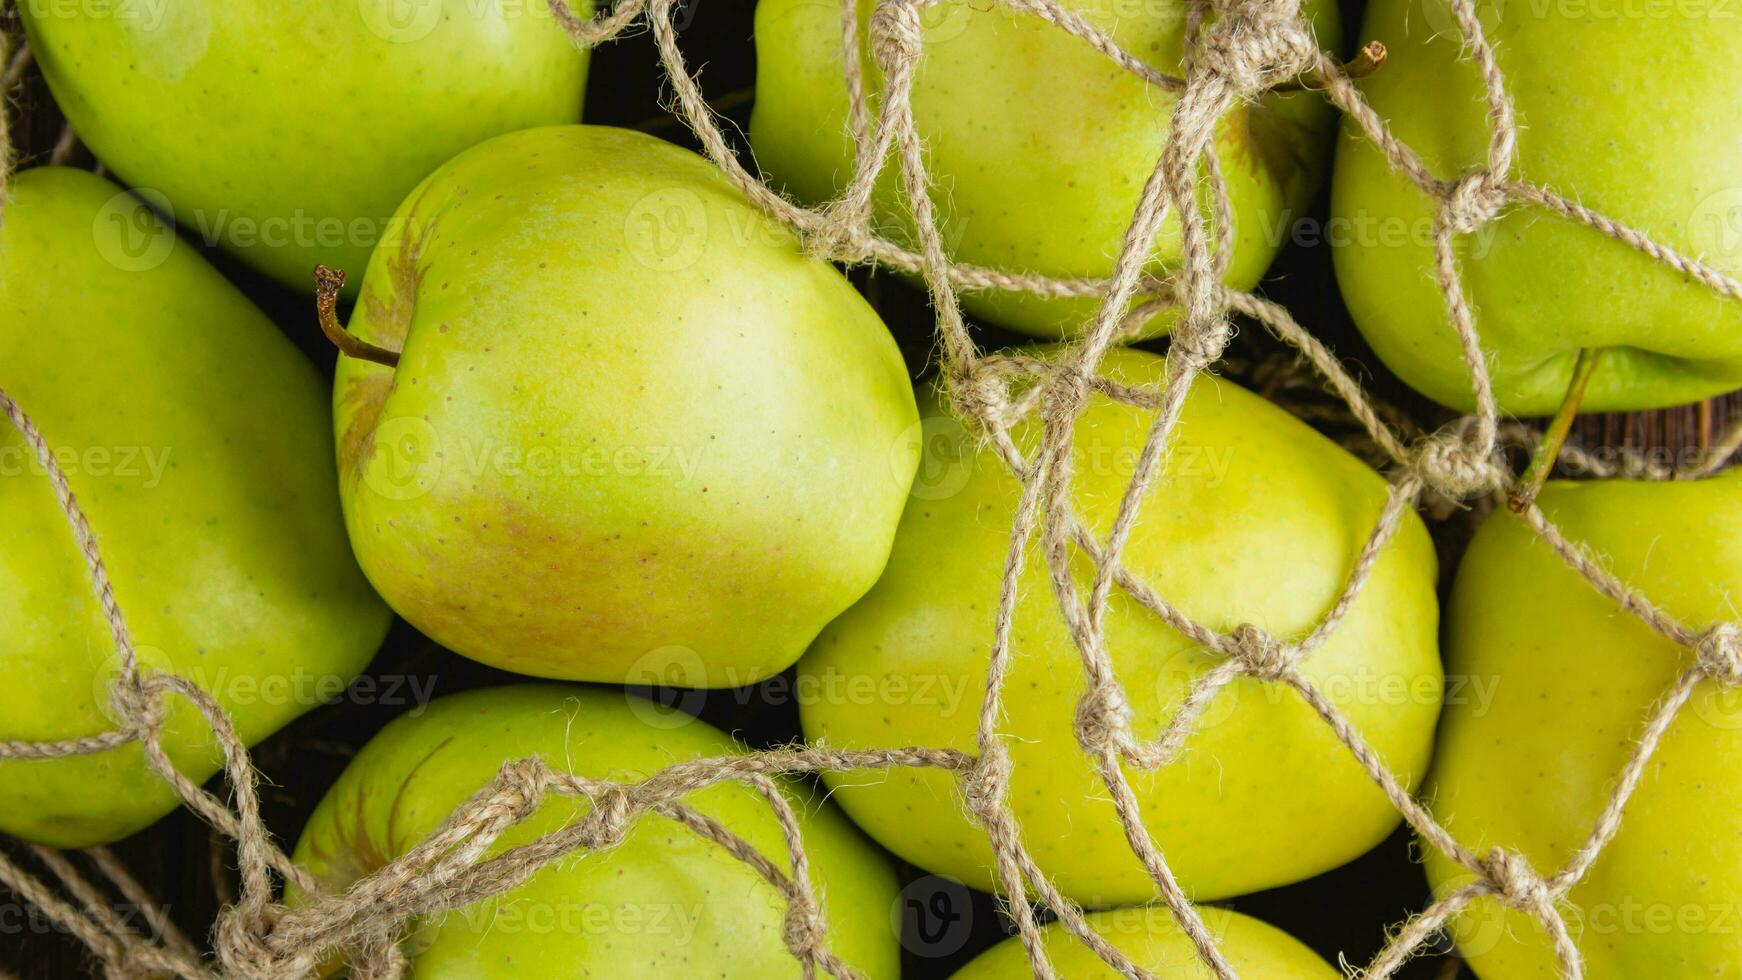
[331,125,919,687]
[1427,472,1742,976]
[800,347,1441,904]
[952,906,1336,978]
[293,684,901,976]
[751,0,1342,338]
[0,167,389,847]
[1332,0,1742,413]
[21,0,589,293]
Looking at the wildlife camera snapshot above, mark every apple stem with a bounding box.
[1276,41,1387,92]
[1508,347,1602,514]
[313,265,401,369]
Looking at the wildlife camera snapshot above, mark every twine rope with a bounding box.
[0,0,1740,976]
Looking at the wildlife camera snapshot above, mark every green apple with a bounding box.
[750,0,1341,338]
[951,906,1336,978]
[332,125,918,688]
[1426,472,1742,976]
[799,347,1441,904]
[20,0,589,293]
[0,167,390,848]
[292,683,900,976]
[1332,0,1742,414]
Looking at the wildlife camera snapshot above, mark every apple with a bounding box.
[0,167,391,848]
[19,0,589,293]
[798,347,1441,905]
[291,683,900,976]
[1425,472,1742,976]
[330,124,919,688]
[951,906,1336,978]
[1332,0,1742,414]
[750,0,1342,339]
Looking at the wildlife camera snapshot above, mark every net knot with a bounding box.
[1196,5,1317,93]
[1169,315,1234,371]
[1480,848,1554,911]
[802,214,873,265]
[1226,623,1291,680]
[1444,171,1509,236]
[492,758,551,825]
[350,927,410,980]
[948,366,1016,433]
[212,903,284,980]
[1695,623,1742,686]
[1073,683,1133,754]
[869,0,925,72]
[959,746,1013,821]
[109,670,168,736]
[1413,433,1501,497]
[781,901,828,960]
[582,784,637,850]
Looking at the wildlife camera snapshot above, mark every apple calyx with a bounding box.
[313,264,402,369]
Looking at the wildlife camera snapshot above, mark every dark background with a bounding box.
[2,0,1736,977]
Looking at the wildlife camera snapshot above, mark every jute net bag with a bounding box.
[2,0,1741,977]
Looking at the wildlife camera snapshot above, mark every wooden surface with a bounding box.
[1,3,1734,978]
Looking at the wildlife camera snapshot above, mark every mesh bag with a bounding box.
[2,1,1741,977]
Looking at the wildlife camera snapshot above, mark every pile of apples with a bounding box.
[2,1,1739,977]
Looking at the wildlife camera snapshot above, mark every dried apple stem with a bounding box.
[1508,347,1602,513]
[313,265,400,369]
[1277,41,1387,92]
